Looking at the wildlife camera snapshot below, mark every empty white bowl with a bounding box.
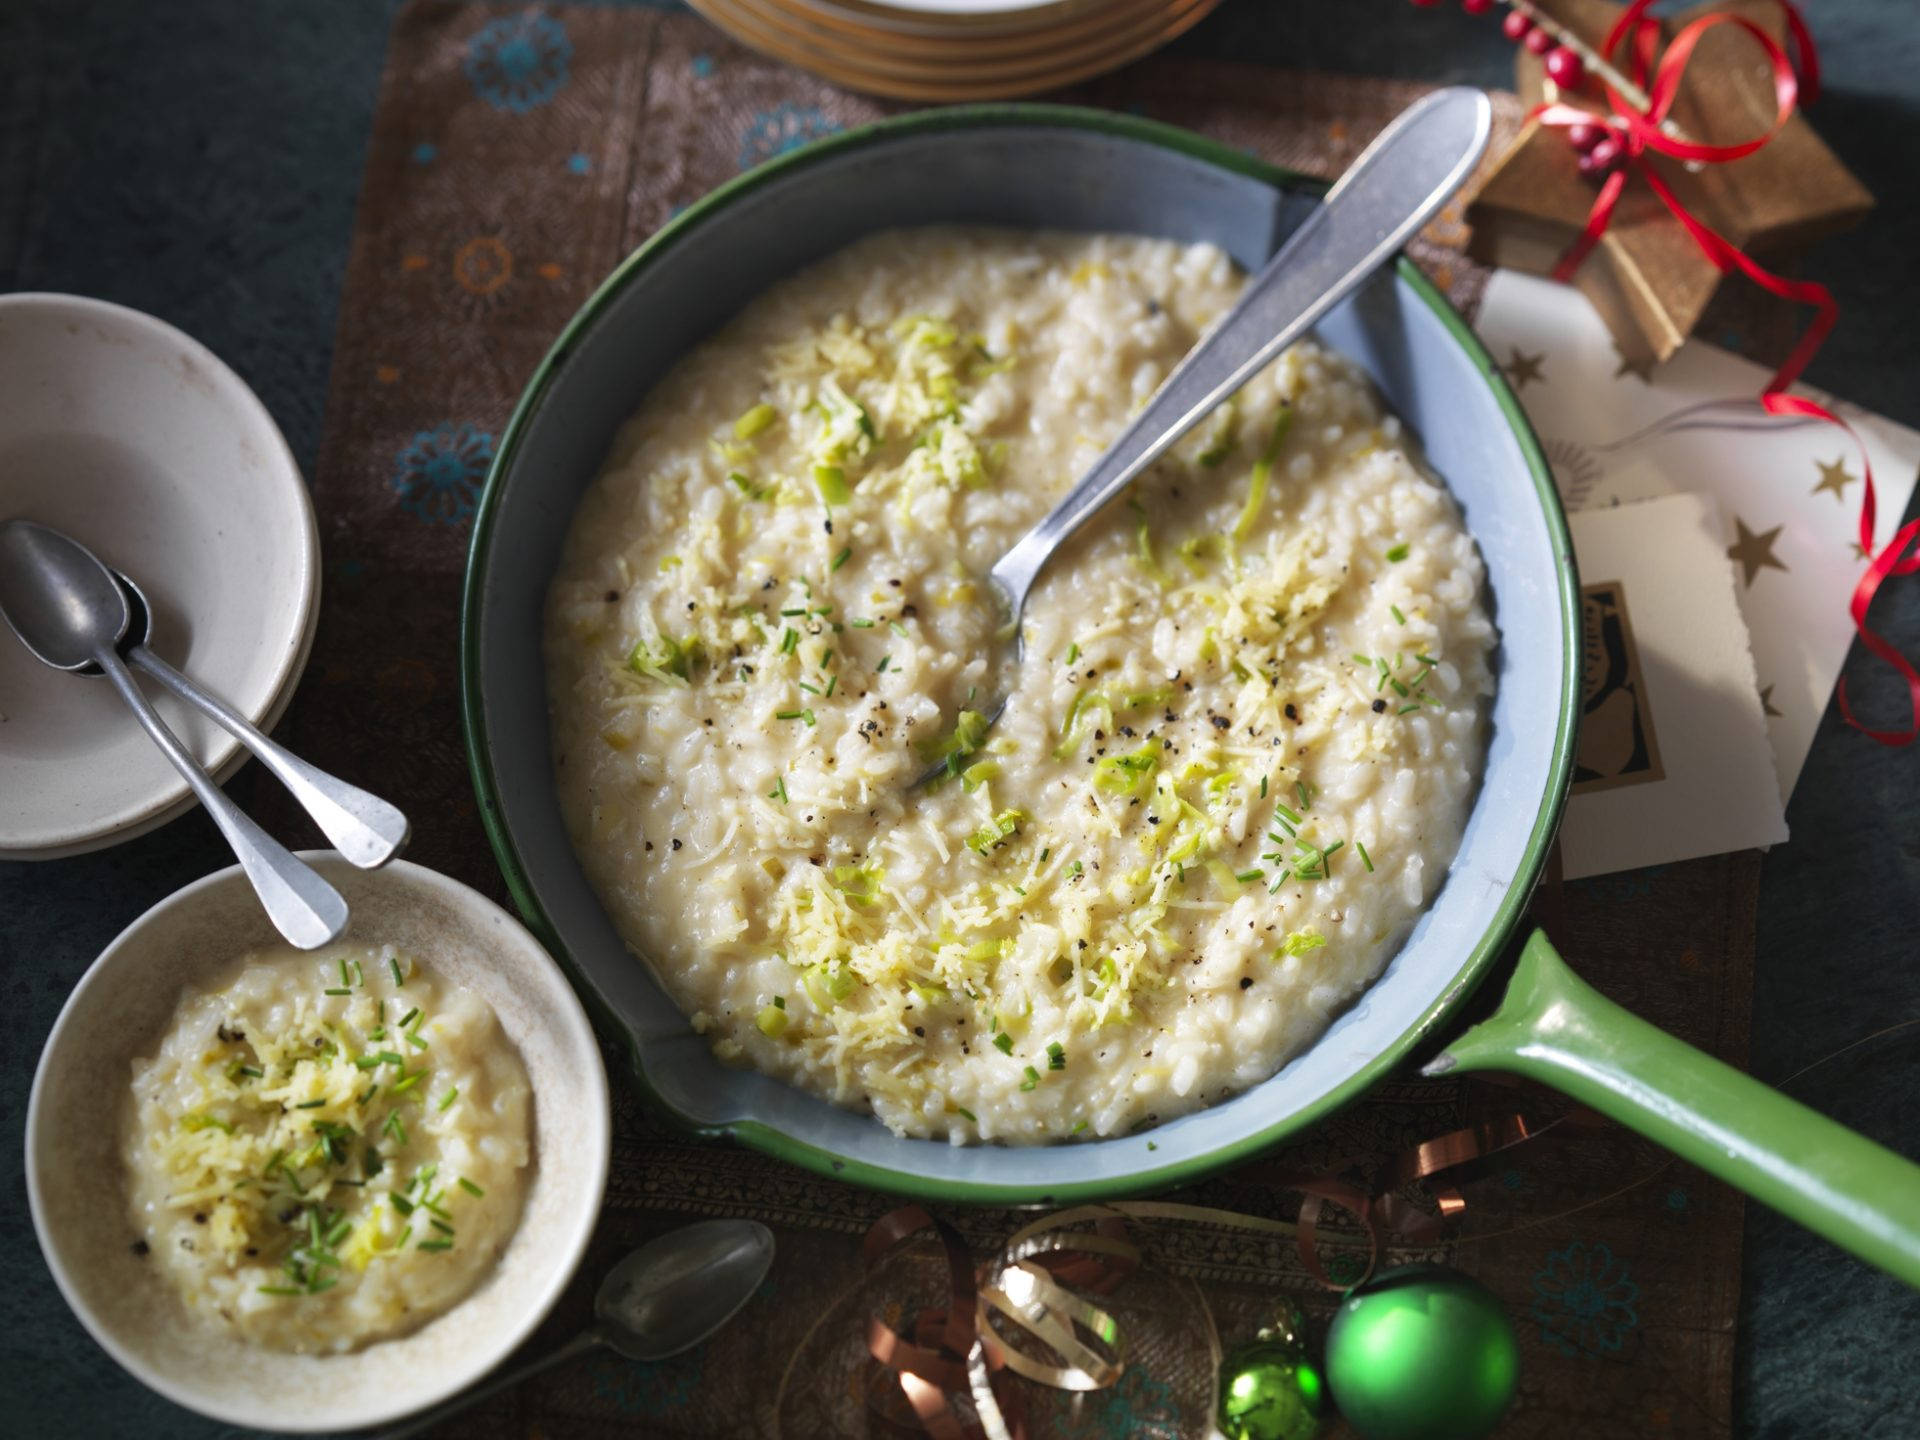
[0,293,319,858]
[26,855,611,1433]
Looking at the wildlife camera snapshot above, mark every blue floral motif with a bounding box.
[588,1345,702,1415]
[391,424,493,524]
[738,103,841,170]
[1530,1241,1640,1357]
[465,11,571,114]
[1094,1365,1178,1439]
[691,52,715,79]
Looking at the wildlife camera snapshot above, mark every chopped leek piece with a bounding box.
[733,402,777,439]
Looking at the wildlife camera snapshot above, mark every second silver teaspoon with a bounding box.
[379,1219,776,1440]
[110,568,410,869]
[0,519,347,949]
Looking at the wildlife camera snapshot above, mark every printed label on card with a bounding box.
[1575,581,1665,793]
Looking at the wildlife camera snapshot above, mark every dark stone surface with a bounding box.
[2,1,1915,1434]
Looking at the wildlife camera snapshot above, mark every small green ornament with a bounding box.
[1217,1306,1328,1440]
[1323,1264,1518,1440]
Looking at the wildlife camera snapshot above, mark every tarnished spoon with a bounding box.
[380,1219,776,1439]
[0,519,347,949]
[109,567,410,868]
[917,86,1493,783]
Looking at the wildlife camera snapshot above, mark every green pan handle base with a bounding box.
[1425,929,1920,1289]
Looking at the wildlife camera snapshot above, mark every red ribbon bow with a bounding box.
[1531,0,1918,745]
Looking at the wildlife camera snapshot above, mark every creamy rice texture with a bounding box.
[547,228,1494,1143]
[123,944,533,1352]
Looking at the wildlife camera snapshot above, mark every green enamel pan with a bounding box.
[460,104,1920,1286]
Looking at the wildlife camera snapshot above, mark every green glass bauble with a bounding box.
[1323,1264,1518,1440]
[1217,1337,1328,1440]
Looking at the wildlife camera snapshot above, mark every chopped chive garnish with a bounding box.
[1416,652,1438,665]
[390,1070,425,1095]
[1020,1065,1041,1092]
[1067,860,1083,878]
[397,1008,420,1029]
[831,546,852,572]
[876,656,891,673]
[775,708,804,720]
[825,675,838,697]
[769,776,788,803]
[257,1285,302,1296]
[1066,642,1080,664]
[1235,868,1264,884]
[417,1238,454,1252]
[339,959,351,987]
[323,987,351,996]
[438,1088,458,1111]
[1385,543,1409,562]
[1273,802,1302,826]
[294,1098,326,1110]
[430,1218,456,1236]
[1390,604,1406,625]
[1351,652,1372,665]
[797,680,821,695]
[458,1177,485,1197]
[1071,1119,1089,1134]
[1259,775,1268,797]
[1356,841,1374,872]
[954,1107,977,1124]
[389,957,404,986]
[1397,703,1421,715]
[383,1111,407,1145]
[992,1031,1013,1054]
[889,621,908,637]
[850,617,874,628]
[779,627,798,654]
[1046,1041,1067,1071]
[389,1191,415,1216]
[1295,780,1313,809]
[779,607,806,617]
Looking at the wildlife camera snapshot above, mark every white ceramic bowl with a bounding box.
[26,855,611,1433]
[0,293,319,859]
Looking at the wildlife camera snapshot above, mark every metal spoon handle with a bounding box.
[988,85,1493,609]
[379,1328,606,1440]
[127,644,409,869]
[93,647,348,949]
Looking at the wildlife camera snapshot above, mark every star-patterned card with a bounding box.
[1475,269,1920,805]
[1561,494,1788,878]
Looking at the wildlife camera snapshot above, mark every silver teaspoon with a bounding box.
[918,86,1492,783]
[380,1219,776,1440]
[109,568,410,868]
[0,519,347,949]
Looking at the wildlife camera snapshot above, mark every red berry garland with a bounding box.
[1427,1,1617,180]
[1544,44,1586,87]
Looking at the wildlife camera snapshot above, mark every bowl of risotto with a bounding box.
[463,105,1580,1203]
[26,855,609,1430]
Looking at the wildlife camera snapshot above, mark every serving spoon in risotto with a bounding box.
[916,86,1492,785]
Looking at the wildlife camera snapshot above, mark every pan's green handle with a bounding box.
[1426,929,1920,1288]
